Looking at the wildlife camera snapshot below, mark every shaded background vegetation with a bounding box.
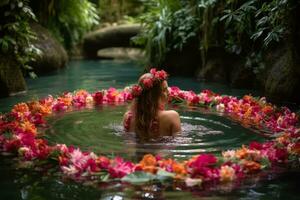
[0,0,300,103]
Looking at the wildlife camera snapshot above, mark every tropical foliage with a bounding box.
[30,0,99,50]
[97,0,144,23]
[133,0,299,73]
[0,0,39,77]
[133,0,199,65]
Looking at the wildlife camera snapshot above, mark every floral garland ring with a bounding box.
[0,86,299,188]
[131,68,168,97]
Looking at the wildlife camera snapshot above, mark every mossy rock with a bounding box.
[156,38,201,76]
[0,55,26,97]
[265,51,300,103]
[196,47,250,86]
[197,59,227,83]
[30,23,68,74]
[83,24,141,59]
[230,66,258,89]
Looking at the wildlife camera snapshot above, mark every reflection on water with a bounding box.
[45,105,265,162]
[0,60,298,200]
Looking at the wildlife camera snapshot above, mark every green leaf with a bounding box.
[0,39,9,52]
[29,72,37,79]
[251,30,264,41]
[156,169,175,182]
[0,0,9,7]
[98,172,110,182]
[3,131,13,140]
[257,16,268,27]
[260,157,271,169]
[121,171,156,185]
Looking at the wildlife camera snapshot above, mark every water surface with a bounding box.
[0,60,298,200]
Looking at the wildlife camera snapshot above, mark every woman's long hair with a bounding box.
[134,74,163,139]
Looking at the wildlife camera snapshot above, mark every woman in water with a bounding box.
[123,68,181,140]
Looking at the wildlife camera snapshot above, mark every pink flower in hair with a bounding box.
[142,78,154,89]
[131,85,142,97]
[156,70,168,80]
[150,68,168,80]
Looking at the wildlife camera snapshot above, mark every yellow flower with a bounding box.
[12,103,29,113]
[220,165,236,182]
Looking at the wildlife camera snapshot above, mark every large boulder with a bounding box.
[230,65,257,89]
[158,38,201,76]
[196,47,256,88]
[196,48,232,83]
[0,55,26,97]
[30,23,68,74]
[264,6,300,103]
[265,49,300,103]
[83,24,141,59]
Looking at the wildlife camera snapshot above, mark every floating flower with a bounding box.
[108,157,135,178]
[185,177,202,187]
[0,85,298,189]
[137,154,158,173]
[220,165,236,182]
[12,103,29,114]
[241,160,261,173]
[93,91,104,104]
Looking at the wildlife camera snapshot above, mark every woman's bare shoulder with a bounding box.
[124,110,133,117]
[159,110,180,119]
[159,110,181,135]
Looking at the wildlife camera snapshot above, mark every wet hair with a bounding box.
[134,73,164,139]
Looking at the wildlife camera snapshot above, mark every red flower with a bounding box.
[150,68,157,75]
[189,154,217,168]
[150,68,168,80]
[93,91,103,104]
[131,85,142,97]
[249,141,263,150]
[142,78,153,89]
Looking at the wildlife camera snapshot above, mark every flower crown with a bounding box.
[131,68,168,98]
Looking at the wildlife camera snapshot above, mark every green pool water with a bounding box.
[44,105,264,162]
[0,60,299,199]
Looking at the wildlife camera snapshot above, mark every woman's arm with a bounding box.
[123,111,131,131]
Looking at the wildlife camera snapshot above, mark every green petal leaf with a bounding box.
[121,171,156,184]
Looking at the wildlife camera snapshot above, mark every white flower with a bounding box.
[62,165,78,176]
[185,178,202,187]
[222,150,236,160]
[216,103,225,112]
[86,95,93,104]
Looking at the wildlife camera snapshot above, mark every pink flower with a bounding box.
[52,102,68,112]
[155,70,167,80]
[69,149,89,169]
[72,96,86,108]
[105,88,119,102]
[28,113,45,125]
[150,68,157,75]
[97,156,110,169]
[190,154,217,168]
[150,68,168,80]
[188,154,219,180]
[108,157,135,178]
[141,78,153,89]
[131,85,142,97]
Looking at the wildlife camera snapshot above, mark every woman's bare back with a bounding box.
[123,110,181,137]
